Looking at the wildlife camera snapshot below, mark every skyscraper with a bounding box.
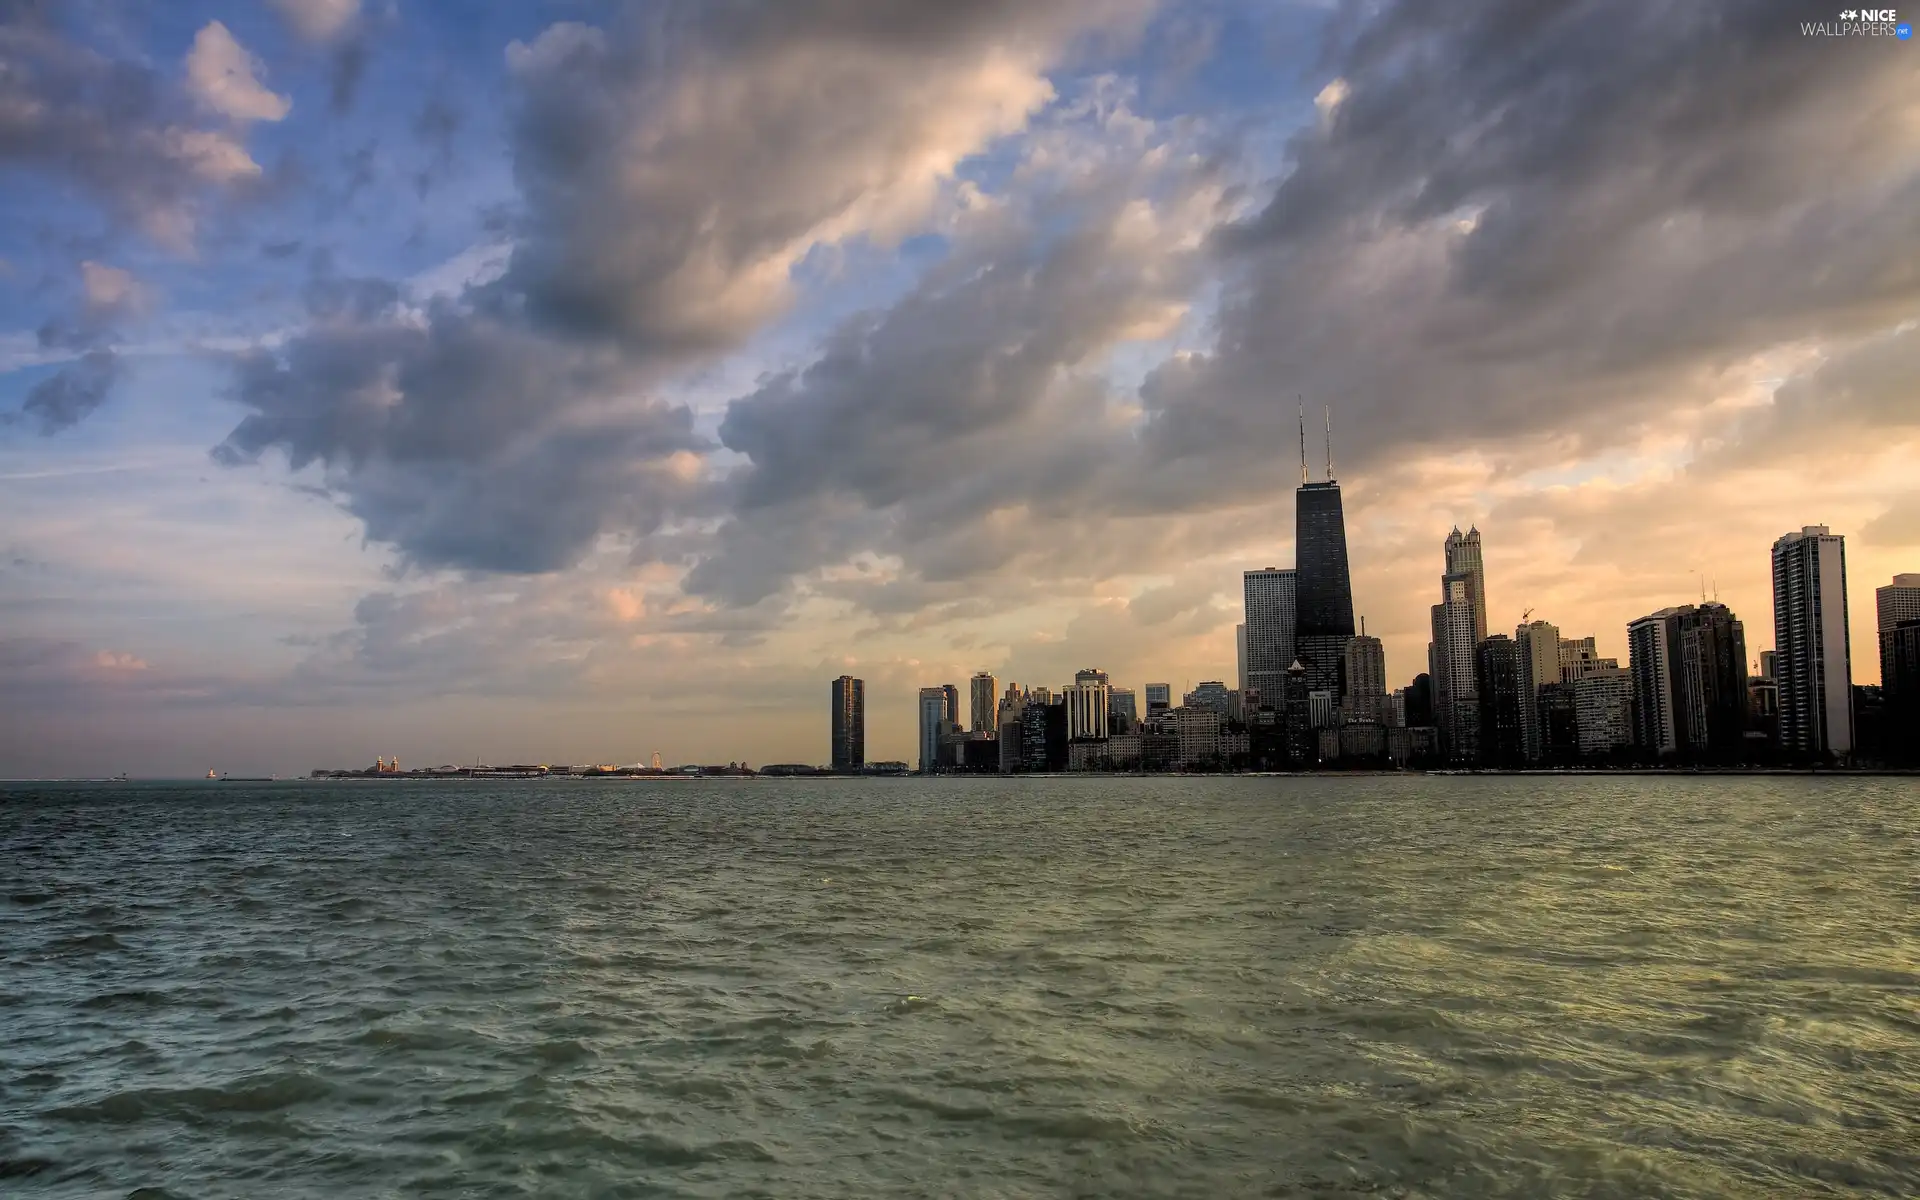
[1236,624,1246,695]
[830,675,865,772]
[1242,567,1297,706]
[969,672,999,733]
[1108,687,1137,731]
[1515,618,1561,762]
[1573,668,1635,758]
[1630,603,1751,762]
[917,687,948,774]
[1431,571,1480,762]
[1144,683,1171,718]
[1627,610,1682,757]
[1444,526,1489,644]
[1674,603,1750,762]
[1294,409,1355,703]
[1065,671,1111,741]
[942,683,962,732]
[1342,633,1386,724]
[1772,526,1854,760]
[1878,574,1920,689]
[1885,620,1920,761]
[1475,635,1526,767]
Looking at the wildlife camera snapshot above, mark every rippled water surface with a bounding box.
[3,776,1918,1197]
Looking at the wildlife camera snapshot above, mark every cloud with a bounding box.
[1141,0,1920,485]
[267,0,361,44]
[80,261,146,315]
[185,21,291,123]
[696,118,1222,605]
[17,351,123,434]
[0,17,270,248]
[216,0,1149,577]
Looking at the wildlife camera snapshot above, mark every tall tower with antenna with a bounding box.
[1297,396,1308,487]
[1293,402,1356,705]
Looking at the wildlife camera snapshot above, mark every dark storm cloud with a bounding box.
[685,137,1215,605]
[16,350,120,434]
[667,0,1920,614]
[215,0,1147,577]
[1146,0,1920,476]
[215,279,715,572]
[499,0,1146,349]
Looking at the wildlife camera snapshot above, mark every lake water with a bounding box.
[2,775,1917,1197]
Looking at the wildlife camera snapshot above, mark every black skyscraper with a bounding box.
[1292,404,1356,702]
[1294,479,1356,701]
[1475,635,1526,767]
[831,675,864,772]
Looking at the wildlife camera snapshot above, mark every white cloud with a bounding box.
[185,22,291,123]
[267,0,361,43]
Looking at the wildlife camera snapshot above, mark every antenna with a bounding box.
[1297,396,1308,486]
[1361,614,1366,636]
[1325,405,1334,481]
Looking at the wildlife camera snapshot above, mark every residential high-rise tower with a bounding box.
[1515,618,1560,762]
[1772,526,1854,759]
[830,675,865,772]
[917,687,949,774]
[1342,632,1386,724]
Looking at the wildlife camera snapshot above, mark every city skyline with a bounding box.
[3,3,1918,776]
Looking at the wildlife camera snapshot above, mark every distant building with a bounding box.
[1243,567,1298,707]
[1537,682,1580,762]
[1172,707,1224,769]
[1144,682,1172,718]
[1573,668,1635,758]
[998,693,1027,773]
[918,687,948,773]
[830,675,865,772]
[1065,670,1112,741]
[970,672,999,733]
[1558,636,1598,679]
[1878,574,1920,691]
[942,684,962,733]
[1444,526,1490,644]
[1773,526,1854,760]
[1405,673,1434,728]
[1884,619,1920,763]
[1431,569,1480,763]
[1515,619,1560,762]
[1020,701,1051,772]
[1108,686,1137,732]
[1295,481,1356,706]
[1307,689,1335,730]
[1236,623,1247,696]
[1386,688,1408,728]
[1627,611,1682,757]
[1342,633,1387,724]
[1185,680,1234,716]
[1387,725,1440,767]
[1630,603,1750,762]
[1475,635,1526,767]
[1338,723,1387,761]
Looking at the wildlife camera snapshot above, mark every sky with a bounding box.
[1,0,1917,777]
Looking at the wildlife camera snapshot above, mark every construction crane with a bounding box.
[1521,607,1533,625]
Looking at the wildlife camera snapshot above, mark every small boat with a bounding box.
[206,769,217,779]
